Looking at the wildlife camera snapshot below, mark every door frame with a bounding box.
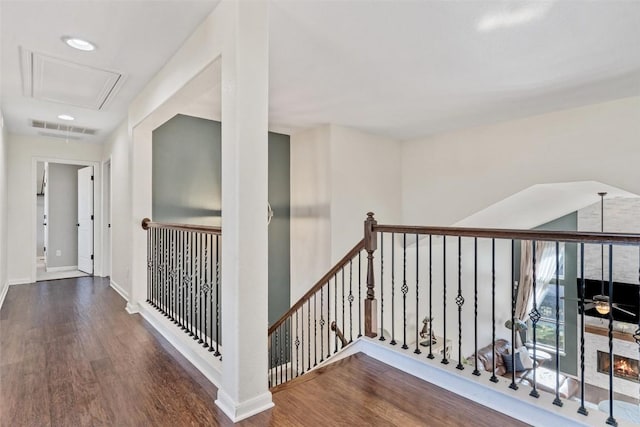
[102,158,112,277]
[31,157,102,283]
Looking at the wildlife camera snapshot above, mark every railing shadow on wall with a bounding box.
[269,213,640,426]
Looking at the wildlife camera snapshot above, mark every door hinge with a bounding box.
[91,175,94,181]
[91,254,94,260]
[91,215,94,220]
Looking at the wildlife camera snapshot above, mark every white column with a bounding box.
[127,127,152,313]
[215,0,272,422]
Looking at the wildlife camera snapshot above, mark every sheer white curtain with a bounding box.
[516,240,558,320]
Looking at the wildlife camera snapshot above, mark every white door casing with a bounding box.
[78,166,94,274]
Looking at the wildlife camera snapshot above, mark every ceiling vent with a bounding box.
[20,47,124,110]
[31,119,98,135]
[38,131,82,141]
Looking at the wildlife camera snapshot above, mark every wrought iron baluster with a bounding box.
[380,232,385,341]
[327,279,331,358]
[307,299,311,371]
[553,241,563,407]
[442,236,448,365]
[336,273,338,354]
[415,234,421,355]
[314,292,318,367]
[401,233,408,350]
[280,324,284,385]
[341,267,345,347]
[456,236,464,370]
[295,310,300,378]
[509,239,517,389]
[635,247,640,417]
[358,251,362,338]
[320,287,324,363]
[490,238,497,382]
[578,242,587,415]
[349,259,354,343]
[606,244,615,425]
[529,241,540,398]
[214,235,220,356]
[202,234,210,348]
[391,233,396,346]
[301,303,305,375]
[428,235,434,360]
[472,238,480,376]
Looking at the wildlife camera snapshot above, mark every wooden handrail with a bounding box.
[373,224,640,246]
[141,218,222,234]
[331,321,348,348]
[268,238,365,335]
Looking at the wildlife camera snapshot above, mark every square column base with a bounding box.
[215,389,274,422]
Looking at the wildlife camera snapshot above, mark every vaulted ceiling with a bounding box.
[2,1,639,143]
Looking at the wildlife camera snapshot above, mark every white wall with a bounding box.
[46,163,82,269]
[0,111,9,305]
[6,134,103,284]
[290,124,402,303]
[102,123,131,299]
[402,96,640,227]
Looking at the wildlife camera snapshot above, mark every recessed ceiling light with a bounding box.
[477,3,553,32]
[58,114,75,121]
[62,36,96,51]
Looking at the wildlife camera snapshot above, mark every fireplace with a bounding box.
[597,350,640,383]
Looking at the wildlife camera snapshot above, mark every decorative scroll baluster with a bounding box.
[428,234,434,360]
[490,238,497,382]
[301,304,305,375]
[456,236,464,370]
[635,247,640,417]
[214,235,221,356]
[341,267,345,347]
[442,236,449,365]
[295,310,300,377]
[334,273,338,353]
[606,244,616,426]
[529,241,540,398]
[391,233,396,346]
[314,293,318,367]
[401,233,409,350]
[509,239,517,389]
[472,238,480,376]
[349,260,354,343]
[327,279,331,358]
[414,234,421,355]
[578,242,587,415]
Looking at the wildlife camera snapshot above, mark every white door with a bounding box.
[77,166,94,274]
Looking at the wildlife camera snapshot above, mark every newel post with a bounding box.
[364,212,378,338]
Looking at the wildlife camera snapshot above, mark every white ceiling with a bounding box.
[0,0,220,143]
[2,1,640,143]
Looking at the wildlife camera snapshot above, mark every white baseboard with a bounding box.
[0,283,8,310]
[109,280,129,301]
[8,277,32,286]
[215,389,274,423]
[46,265,78,273]
[138,302,222,388]
[352,338,609,427]
[125,302,140,314]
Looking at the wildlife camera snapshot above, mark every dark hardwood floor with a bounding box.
[1,278,525,426]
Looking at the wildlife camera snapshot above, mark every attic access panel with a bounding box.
[22,49,123,110]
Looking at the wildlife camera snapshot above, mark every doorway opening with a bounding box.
[35,160,94,282]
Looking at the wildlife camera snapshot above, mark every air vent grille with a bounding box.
[31,119,97,135]
[38,131,82,141]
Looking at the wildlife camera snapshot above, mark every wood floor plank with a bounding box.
[1,277,525,427]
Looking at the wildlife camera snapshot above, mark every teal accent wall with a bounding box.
[152,114,222,226]
[152,114,291,326]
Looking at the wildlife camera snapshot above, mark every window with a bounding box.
[536,284,565,352]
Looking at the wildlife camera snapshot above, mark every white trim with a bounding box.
[45,265,78,273]
[0,283,9,309]
[125,302,140,314]
[31,156,102,283]
[8,277,32,286]
[345,338,612,427]
[215,389,274,423]
[109,279,129,301]
[138,302,222,387]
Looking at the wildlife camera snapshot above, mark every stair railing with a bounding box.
[141,218,223,359]
[267,238,365,388]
